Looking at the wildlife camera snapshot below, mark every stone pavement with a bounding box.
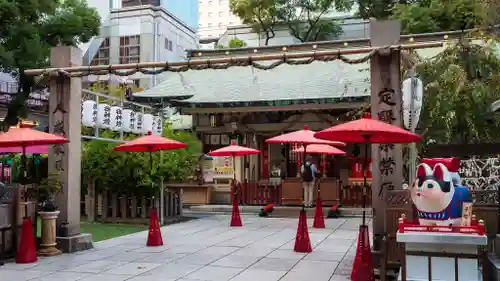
[0,215,371,281]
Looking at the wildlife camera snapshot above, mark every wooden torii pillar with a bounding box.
[369,20,404,250]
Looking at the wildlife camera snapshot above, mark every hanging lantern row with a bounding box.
[81,100,163,135]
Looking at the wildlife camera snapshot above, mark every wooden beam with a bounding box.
[187,25,499,58]
[24,42,441,76]
[181,102,366,114]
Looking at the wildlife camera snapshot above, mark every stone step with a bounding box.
[186,205,372,218]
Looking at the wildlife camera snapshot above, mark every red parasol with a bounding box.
[0,127,68,148]
[315,113,420,281]
[114,131,186,152]
[314,113,421,143]
[265,125,346,146]
[314,112,420,225]
[208,140,260,180]
[114,131,186,204]
[292,144,346,155]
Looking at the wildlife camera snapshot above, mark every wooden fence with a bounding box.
[230,180,371,207]
[82,187,183,224]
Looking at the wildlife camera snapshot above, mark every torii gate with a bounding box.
[22,19,495,253]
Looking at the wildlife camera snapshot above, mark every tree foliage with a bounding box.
[0,0,100,129]
[229,0,353,45]
[81,126,202,195]
[230,0,280,45]
[417,42,500,153]
[357,0,496,34]
[216,39,248,49]
[277,0,353,42]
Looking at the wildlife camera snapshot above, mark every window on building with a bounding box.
[218,12,223,17]
[208,22,213,27]
[119,35,140,64]
[90,38,110,66]
[208,0,213,5]
[165,38,173,51]
[218,22,224,28]
[219,0,225,4]
[208,12,212,17]
[122,0,160,7]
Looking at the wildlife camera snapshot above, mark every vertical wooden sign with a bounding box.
[369,20,403,249]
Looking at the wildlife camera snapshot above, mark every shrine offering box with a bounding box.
[397,221,487,281]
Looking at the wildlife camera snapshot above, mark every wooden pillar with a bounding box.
[369,20,403,250]
[49,46,82,236]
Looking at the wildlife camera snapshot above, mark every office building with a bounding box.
[198,0,241,39]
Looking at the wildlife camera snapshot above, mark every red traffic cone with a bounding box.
[16,217,38,264]
[230,196,243,227]
[146,208,163,247]
[313,197,325,228]
[350,225,375,281]
[293,209,312,253]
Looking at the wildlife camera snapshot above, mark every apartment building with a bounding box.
[197,0,242,39]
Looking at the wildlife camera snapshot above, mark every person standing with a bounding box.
[301,155,317,207]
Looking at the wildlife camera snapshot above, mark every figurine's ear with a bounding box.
[433,163,452,182]
[417,163,432,178]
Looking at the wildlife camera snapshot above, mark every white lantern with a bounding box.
[134,112,144,134]
[402,76,423,131]
[82,100,97,127]
[122,109,136,132]
[153,116,163,136]
[142,113,154,134]
[109,106,123,131]
[97,103,112,129]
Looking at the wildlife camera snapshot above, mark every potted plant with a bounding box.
[37,171,63,256]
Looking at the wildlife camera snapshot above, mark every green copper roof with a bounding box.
[134,60,370,104]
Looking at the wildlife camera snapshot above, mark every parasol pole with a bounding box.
[22,146,28,218]
[232,152,237,203]
[302,144,307,211]
[362,136,369,226]
[160,151,164,225]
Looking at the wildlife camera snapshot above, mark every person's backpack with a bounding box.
[302,163,314,182]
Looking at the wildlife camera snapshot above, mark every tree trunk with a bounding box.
[87,181,96,222]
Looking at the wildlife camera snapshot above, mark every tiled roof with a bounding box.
[133,60,370,104]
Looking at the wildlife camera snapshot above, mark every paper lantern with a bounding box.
[134,112,144,134]
[153,116,163,136]
[110,106,123,131]
[97,103,112,129]
[82,100,97,127]
[142,113,154,134]
[402,77,423,130]
[122,109,136,132]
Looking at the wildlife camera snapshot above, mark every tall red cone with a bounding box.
[313,197,325,228]
[16,218,38,264]
[293,210,312,253]
[146,208,163,247]
[351,225,375,281]
[230,195,243,227]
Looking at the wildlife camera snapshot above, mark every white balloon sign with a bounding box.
[122,109,136,132]
[153,116,163,136]
[110,106,123,131]
[142,113,154,134]
[402,76,423,131]
[82,100,97,127]
[134,112,144,134]
[97,103,112,129]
